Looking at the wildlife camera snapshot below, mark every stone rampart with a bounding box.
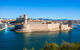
[15,23,72,32]
[48,23,60,31]
[29,24,48,32]
[61,24,71,31]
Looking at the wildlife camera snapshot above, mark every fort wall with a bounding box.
[48,23,60,31]
[15,14,72,32]
[20,23,71,32]
[61,24,71,31]
[29,24,48,32]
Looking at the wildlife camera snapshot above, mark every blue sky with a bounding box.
[0,0,80,20]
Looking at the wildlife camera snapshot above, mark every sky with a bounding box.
[0,0,80,20]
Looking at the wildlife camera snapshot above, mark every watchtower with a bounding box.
[24,14,27,24]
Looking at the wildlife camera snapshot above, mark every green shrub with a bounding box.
[41,41,80,50]
[23,41,80,50]
[31,47,34,50]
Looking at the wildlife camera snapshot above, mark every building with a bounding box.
[13,14,72,32]
[16,15,24,22]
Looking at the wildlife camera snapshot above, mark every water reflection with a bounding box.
[22,31,71,50]
[1,28,80,50]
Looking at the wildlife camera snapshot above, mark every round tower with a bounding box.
[24,14,27,24]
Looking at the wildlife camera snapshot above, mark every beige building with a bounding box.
[15,14,72,32]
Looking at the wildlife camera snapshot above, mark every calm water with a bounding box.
[0,25,80,50]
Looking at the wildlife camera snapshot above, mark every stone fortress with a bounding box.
[15,14,72,32]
